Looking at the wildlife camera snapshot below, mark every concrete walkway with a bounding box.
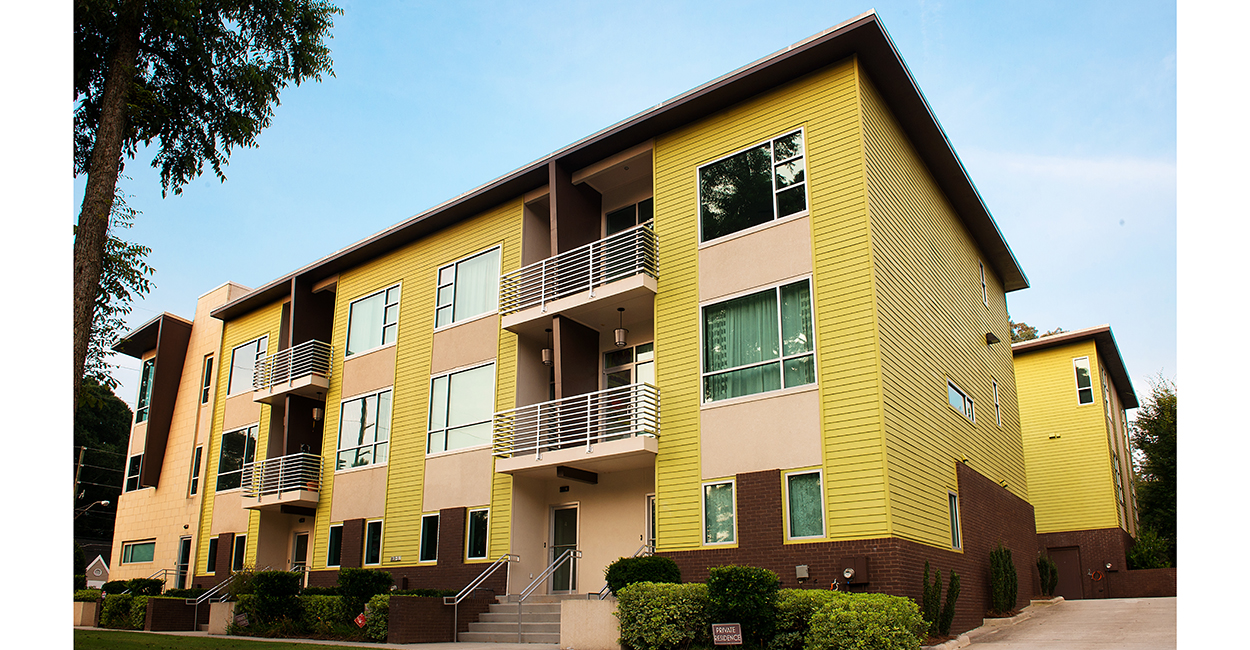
[961,597,1177,649]
[74,627,559,650]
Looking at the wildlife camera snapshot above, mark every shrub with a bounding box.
[101,580,129,595]
[337,568,393,621]
[1036,554,1059,597]
[616,582,709,650]
[768,588,839,650]
[989,543,1018,615]
[75,574,87,590]
[1127,527,1171,569]
[707,565,779,647]
[125,578,164,596]
[75,589,104,602]
[300,595,348,635]
[249,571,303,624]
[806,593,926,650]
[921,562,941,636]
[301,585,340,596]
[364,594,389,642]
[604,555,681,595]
[390,588,456,597]
[937,571,960,636]
[229,569,259,598]
[163,587,207,599]
[100,594,149,629]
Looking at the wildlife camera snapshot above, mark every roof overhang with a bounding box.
[1012,325,1139,409]
[111,312,193,359]
[212,10,1027,322]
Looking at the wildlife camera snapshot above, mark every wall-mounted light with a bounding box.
[615,308,628,347]
[312,407,324,422]
[542,328,554,366]
[986,332,1001,345]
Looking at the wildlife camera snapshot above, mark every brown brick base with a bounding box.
[1037,527,1174,598]
[660,463,1037,635]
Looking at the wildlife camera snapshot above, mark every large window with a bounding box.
[124,454,143,492]
[336,389,392,470]
[702,280,814,403]
[326,525,343,567]
[227,336,268,396]
[785,470,825,539]
[703,480,736,545]
[122,540,155,564]
[420,514,439,563]
[466,509,489,560]
[948,380,975,422]
[135,357,155,423]
[435,247,501,328]
[699,129,807,242]
[346,284,401,356]
[1073,357,1094,405]
[216,424,258,491]
[364,520,383,566]
[428,363,496,454]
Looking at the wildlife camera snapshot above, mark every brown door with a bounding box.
[1049,546,1083,600]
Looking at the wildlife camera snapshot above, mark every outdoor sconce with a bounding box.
[542,328,554,366]
[614,308,628,347]
[986,332,1001,345]
[312,407,324,422]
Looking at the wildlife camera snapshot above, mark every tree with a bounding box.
[75,379,132,542]
[1131,376,1177,565]
[1010,319,1038,343]
[73,0,341,408]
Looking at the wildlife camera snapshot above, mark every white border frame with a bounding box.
[433,245,503,331]
[345,282,403,358]
[231,534,248,572]
[701,478,738,546]
[226,335,269,397]
[200,353,215,404]
[947,491,963,550]
[188,445,203,497]
[205,536,219,575]
[363,519,384,566]
[419,513,440,564]
[426,360,497,456]
[135,356,155,423]
[1072,356,1095,405]
[326,523,344,568]
[946,379,975,423]
[334,386,394,473]
[992,378,1001,427]
[979,260,988,307]
[697,127,810,244]
[465,507,490,561]
[216,423,259,493]
[783,468,827,541]
[121,539,156,564]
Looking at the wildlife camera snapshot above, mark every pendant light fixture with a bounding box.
[542,328,554,366]
[614,308,628,347]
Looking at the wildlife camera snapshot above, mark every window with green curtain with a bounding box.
[787,472,824,538]
[702,280,814,402]
[703,482,735,544]
[122,541,155,563]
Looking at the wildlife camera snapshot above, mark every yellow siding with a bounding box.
[859,71,1026,549]
[1016,341,1119,533]
[309,200,523,570]
[194,301,284,574]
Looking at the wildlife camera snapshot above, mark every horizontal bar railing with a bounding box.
[445,554,519,642]
[516,549,582,642]
[253,340,333,391]
[493,383,659,460]
[499,223,656,315]
[241,452,323,499]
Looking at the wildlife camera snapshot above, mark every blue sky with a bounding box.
[65,1,1177,411]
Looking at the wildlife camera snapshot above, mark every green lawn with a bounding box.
[74,629,376,650]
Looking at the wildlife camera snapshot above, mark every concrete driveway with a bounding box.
[966,598,1176,649]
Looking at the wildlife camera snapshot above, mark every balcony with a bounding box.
[500,224,657,335]
[253,340,332,404]
[493,383,660,478]
[240,453,323,511]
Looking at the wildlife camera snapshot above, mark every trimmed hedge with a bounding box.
[337,568,393,620]
[604,555,681,595]
[99,594,149,629]
[250,571,303,624]
[806,593,927,650]
[707,565,780,647]
[75,589,104,602]
[616,582,709,650]
[768,589,840,650]
[364,594,389,642]
[300,595,348,634]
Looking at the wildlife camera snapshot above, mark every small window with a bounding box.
[466,509,489,560]
[702,280,815,402]
[703,480,736,545]
[1102,373,1113,418]
[346,284,401,356]
[125,454,143,492]
[200,355,214,404]
[326,525,343,567]
[217,424,258,491]
[227,336,268,396]
[135,358,155,423]
[435,247,501,328]
[948,493,962,549]
[206,537,219,573]
[700,129,807,242]
[1073,357,1094,405]
[231,535,247,571]
[785,470,825,539]
[420,514,439,563]
[947,381,974,422]
[364,520,383,566]
[122,540,155,564]
[428,363,496,454]
[605,198,654,236]
[336,389,393,470]
[992,379,1001,427]
[188,446,203,496]
[979,261,988,307]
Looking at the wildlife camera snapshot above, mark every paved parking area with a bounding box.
[966,598,1176,649]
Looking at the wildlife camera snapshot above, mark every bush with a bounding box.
[390,588,456,597]
[300,595,348,635]
[1036,554,1059,597]
[921,562,941,636]
[616,582,709,650]
[100,594,149,629]
[937,572,960,636]
[707,565,779,647]
[989,543,1018,615]
[768,589,839,650]
[75,589,104,602]
[806,593,926,650]
[229,569,259,598]
[250,571,303,624]
[604,555,681,596]
[337,568,393,621]
[101,580,129,595]
[75,574,87,590]
[1127,527,1172,570]
[301,585,339,596]
[125,578,164,596]
[364,594,389,642]
[163,587,207,599]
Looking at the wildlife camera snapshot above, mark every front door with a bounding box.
[292,532,309,572]
[551,505,578,593]
[175,537,192,589]
[1049,546,1083,600]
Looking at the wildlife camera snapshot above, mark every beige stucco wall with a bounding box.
[700,386,823,479]
[561,599,622,650]
[423,447,494,512]
[340,343,397,399]
[211,490,250,535]
[430,313,500,375]
[221,392,262,432]
[698,215,813,302]
[329,464,388,522]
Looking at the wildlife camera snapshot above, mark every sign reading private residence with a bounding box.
[712,623,743,645]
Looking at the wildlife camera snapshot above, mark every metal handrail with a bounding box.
[516,548,582,642]
[444,554,519,642]
[499,223,657,315]
[190,565,270,627]
[121,567,173,594]
[241,452,323,499]
[493,383,659,459]
[598,543,655,599]
[253,340,333,391]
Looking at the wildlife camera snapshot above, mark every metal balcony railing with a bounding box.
[493,383,659,459]
[499,223,657,315]
[253,340,333,391]
[241,452,323,499]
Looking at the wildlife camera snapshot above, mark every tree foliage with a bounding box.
[75,379,131,541]
[1009,320,1038,343]
[1131,377,1177,565]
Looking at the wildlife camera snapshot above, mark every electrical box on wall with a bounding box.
[839,556,870,585]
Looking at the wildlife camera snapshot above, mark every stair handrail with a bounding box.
[121,567,173,594]
[598,543,655,600]
[444,553,519,642]
[516,548,582,642]
[189,565,271,631]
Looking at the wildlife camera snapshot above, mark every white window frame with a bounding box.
[466,508,490,560]
[135,357,155,423]
[427,361,497,455]
[701,479,737,546]
[335,388,393,471]
[947,380,975,423]
[419,513,440,563]
[326,524,343,568]
[434,246,502,329]
[232,534,247,572]
[948,492,963,550]
[216,424,258,492]
[345,283,402,357]
[206,537,219,574]
[363,519,383,566]
[227,335,268,396]
[121,539,156,564]
[698,127,809,244]
[979,261,988,307]
[1073,356,1095,405]
[783,469,826,540]
[188,445,203,496]
[200,354,214,404]
[124,453,143,492]
[992,379,1001,427]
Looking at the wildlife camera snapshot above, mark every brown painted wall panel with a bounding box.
[141,316,193,487]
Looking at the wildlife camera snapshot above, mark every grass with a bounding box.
[74,629,378,650]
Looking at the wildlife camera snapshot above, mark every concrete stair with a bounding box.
[458,594,583,644]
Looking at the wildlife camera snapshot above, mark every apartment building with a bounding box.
[109,12,1041,635]
[1013,325,1139,600]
